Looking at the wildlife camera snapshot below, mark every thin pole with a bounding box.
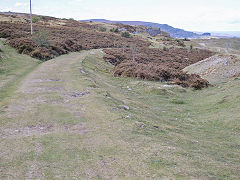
[30,0,33,35]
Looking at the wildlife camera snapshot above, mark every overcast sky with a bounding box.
[1,0,240,32]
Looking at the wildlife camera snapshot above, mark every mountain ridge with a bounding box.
[80,19,202,38]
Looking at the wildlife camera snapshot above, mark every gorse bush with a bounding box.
[176,39,185,47]
[99,26,107,32]
[33,31,50,47]
[121,31,131,38]
[32,16,40,23]
[110,28,119,33]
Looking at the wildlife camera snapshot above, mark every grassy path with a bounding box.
[0,50,149,179]
[0,49,240,179]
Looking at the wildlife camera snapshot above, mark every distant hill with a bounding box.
[210,31,240,38]
[81,19,201,38]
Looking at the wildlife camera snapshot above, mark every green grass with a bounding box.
[81,52,240,179]
[192,38,240,55]
[0,48,239,179]
[0,40,41,108]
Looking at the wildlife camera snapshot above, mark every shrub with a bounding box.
[32,16,40,23]
[104,47,213,89]
[121,31,131,38]
[40,16,46,21]
[190,44,193,50]
[110,28,119,33]
[176,39,185,47]
[114,28,119,33]
[0,20,151,60]
[99,26,107,32]
[33,31,50,47]
[163,46,168,51]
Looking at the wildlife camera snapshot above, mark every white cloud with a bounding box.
[15,2,28,7]
[0,7,13,12]
[15,2,22,7]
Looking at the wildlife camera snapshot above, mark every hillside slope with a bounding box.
[0,43,240,178]
[81,19,201,38]
[0,13,213,88]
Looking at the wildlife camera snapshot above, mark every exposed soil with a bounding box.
[104,47,214,89]
[184,54,240,84]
